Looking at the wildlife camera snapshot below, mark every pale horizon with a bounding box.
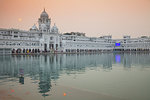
[0,0,150,39]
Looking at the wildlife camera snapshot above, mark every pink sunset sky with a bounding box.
[0,0,150,38]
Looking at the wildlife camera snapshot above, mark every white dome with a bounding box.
[51,23,58,33]
[40,9,49,18]
[30,24,38,31]
[31,24,38,30]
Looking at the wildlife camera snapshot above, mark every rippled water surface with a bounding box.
[0,53,150,100]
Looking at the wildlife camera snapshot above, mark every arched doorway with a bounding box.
[23,49,25,53]
[38,49,40,53]
[29,49,31,53]
[44,44,47,52]
[12,49,15,53]
[17,48,21,53]
[26,49,29,53]
[32,49,35,53]
[35,49,37,53]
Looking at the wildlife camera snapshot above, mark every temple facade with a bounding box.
[0,9,150,54]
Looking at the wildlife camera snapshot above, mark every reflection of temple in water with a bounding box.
[1,53,150,76]
[0,53,150,95]
[38,55,51,97]
[39,67,51,97]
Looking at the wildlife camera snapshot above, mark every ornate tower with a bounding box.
[38,8,51,32]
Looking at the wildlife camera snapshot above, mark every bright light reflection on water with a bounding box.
[0,53,150,100]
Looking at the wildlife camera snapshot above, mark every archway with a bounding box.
[12,49,15,53]
[32,49,35,53]
[26,49,29,53]
[23,49,25,53]
[35,49,37,53]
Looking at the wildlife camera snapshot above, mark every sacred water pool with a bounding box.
[0,53,150,100]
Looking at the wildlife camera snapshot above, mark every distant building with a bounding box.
[0,9,150,54]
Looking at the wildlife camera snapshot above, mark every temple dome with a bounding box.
[30,24,38,31]
[40,9,49,18]
[51,23,58,33]
[31,24,38,30]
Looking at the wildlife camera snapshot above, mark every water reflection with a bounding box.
[0,53,150,96]
[115,55,121,63]
[39,67,51,97]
